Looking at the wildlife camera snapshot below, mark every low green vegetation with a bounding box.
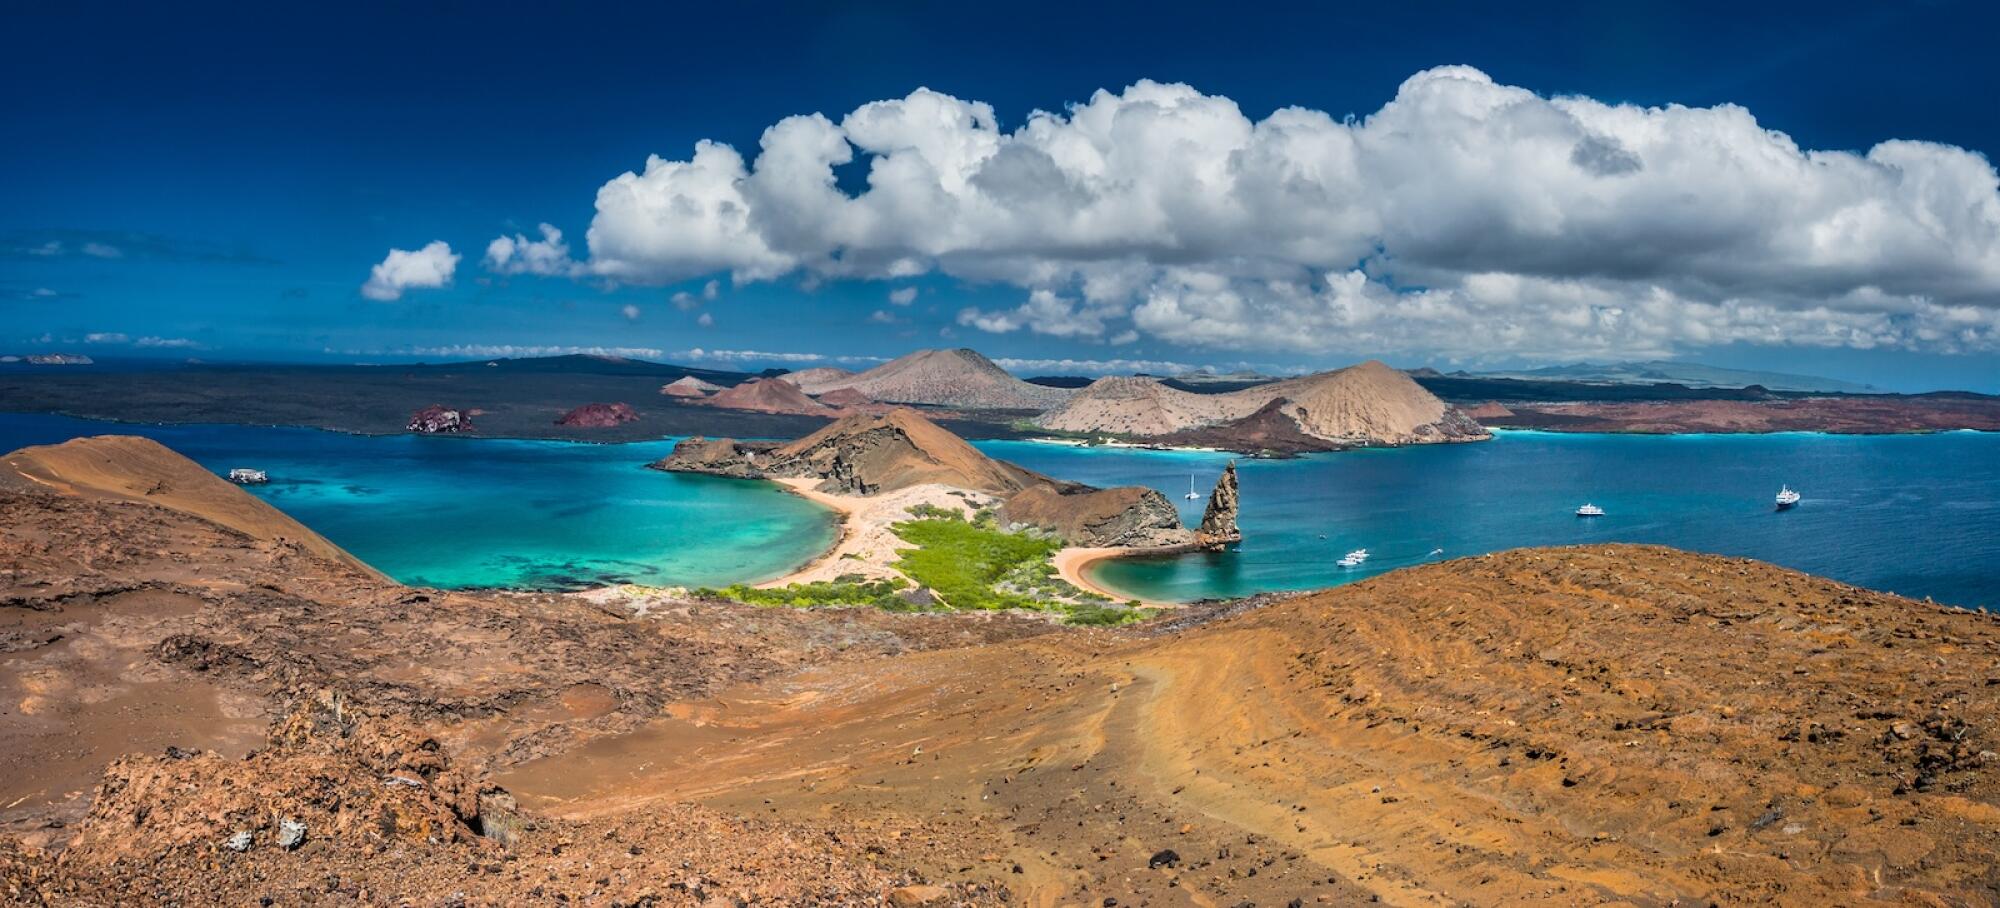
[701,505,1155,626]
[697,575,910,609]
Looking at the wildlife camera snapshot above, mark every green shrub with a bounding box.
[701,577,908,608]
[904,502,964,520]
[890,517,1060,611]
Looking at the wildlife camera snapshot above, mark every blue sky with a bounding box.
[5,1,1999,391]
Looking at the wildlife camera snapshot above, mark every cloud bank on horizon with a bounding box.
[413,66,2000,360]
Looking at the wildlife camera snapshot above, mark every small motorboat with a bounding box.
[226,468,269,485]
[1428,547,1444,557]
[1338,552,1365,568]
[1575,503,1604,517]
[1775,485,1801,510]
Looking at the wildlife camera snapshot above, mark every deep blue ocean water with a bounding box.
[3,414,1994,610]
[0,414,835,590]
[977,432,2000,611]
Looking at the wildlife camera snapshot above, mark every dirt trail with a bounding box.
[504,547,2000,906]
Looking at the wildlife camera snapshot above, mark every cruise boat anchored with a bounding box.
[1337,548,1370,568]
[227,468,269,485]
[1775,485,1801,510]
[1183,473,1201,500]
[1575,503,1604,517]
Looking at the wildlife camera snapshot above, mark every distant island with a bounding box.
[1,347,1995,449]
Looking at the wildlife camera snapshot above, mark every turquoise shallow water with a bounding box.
[975,432,2000,611]
[0,414,836,590]
[4,414,1995,609]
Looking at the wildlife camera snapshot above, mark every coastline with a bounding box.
[755,476,1185,610]
[1053,545,1182,609]
[750,478,1008,590]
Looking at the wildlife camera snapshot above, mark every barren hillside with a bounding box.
[1037,360,1488,448]
[797,348,1074,410]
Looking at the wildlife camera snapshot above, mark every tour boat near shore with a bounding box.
[1576,503,1604,517]
[226,468,268,485]
[1776,485,1801,510]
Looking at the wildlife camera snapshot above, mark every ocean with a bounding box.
[0,413,835,591]
[980,431,2000,611]
[3,413,1994,610]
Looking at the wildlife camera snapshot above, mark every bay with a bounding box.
[977,431,2000,611]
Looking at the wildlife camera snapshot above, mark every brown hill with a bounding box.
[658,375,720,397]
[655,408,1195,547]
[700,377,833,416]
[1035,375,1260,436]
[499,544,2000,906]
[1256,359,1487,444]
[776,366,855,391]
[771,409,1038,495]
[1037,360,1487,449]
[814,387,873,407]
[797,348,1074,410]
[0,435,379,578]
[657,408,1036,496]
[996,483,1189,549]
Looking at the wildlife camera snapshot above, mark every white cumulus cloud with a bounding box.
[484,223,580,277]
[490,67,2000,358]
[362,241,459,301]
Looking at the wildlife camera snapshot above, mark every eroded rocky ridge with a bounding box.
[655,408,1198,547]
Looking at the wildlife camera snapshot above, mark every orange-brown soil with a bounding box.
[5,436,2000,906]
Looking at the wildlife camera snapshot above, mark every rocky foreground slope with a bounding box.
[656,408,1204,549]
[1038,360,1488,451]
[5,435,1999,906]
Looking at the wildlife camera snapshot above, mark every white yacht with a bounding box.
[1775,485,1801,510]
[1575,503,1604,517]
[1183,473,1201,500]
[1338,552,1365,568]
[227,468,269,485]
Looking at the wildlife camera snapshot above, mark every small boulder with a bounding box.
[888,884,950,906]
[224,830,253,853]
[276,818,307,851]
[408,405,471,434]
[1147,848,1180,869]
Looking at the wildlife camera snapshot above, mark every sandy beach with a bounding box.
[1053,545,1183,608]
[763,478,1184,609]
[755,478,1006,589]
